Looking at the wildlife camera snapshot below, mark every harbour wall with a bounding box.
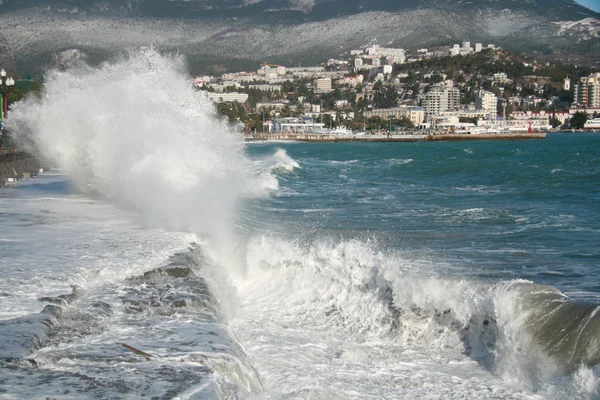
[244,133,547,142]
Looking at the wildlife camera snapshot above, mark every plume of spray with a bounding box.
[7,48,249,273]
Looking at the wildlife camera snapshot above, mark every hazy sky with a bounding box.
[575,0,600,12]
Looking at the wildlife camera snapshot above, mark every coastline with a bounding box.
[244,132,547,142]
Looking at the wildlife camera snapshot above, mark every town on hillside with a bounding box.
[1,42,600,148]
[193,42,600,135]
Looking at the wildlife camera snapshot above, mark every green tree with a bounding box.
[392,117,414,129]
[549,116,562,129]
[372,81,398,108]
[282,80,295,93]
[570,112,588,129]
[280,104,293,117]
[30,76,40,92]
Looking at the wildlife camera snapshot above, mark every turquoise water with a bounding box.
[1,131,599,399]
[246,133,600,300]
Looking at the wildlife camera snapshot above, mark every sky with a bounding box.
[575,0,600,12]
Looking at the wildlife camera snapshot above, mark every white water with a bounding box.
[3,51,599,399]
[9,48,251,274]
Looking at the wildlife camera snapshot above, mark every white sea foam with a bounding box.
[232,234,600,399]
[387,158,414,166]
[8,48,253,273]
[246,148,300,195]
[329,159,359,165]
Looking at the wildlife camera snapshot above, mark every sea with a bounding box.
[1,50,600,400]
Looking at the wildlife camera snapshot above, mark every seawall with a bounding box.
[244,133,546,142]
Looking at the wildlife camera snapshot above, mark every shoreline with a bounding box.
[244,132,547,142]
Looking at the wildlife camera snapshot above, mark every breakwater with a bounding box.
[244,132,546,142]
[0,149,43,186]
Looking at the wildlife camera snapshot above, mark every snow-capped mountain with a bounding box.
[0,0,598,73]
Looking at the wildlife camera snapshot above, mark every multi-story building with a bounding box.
[207,93,249,103]
[248,84,282,92]
[407,107,425,125]
[314,78,333,94]
[492,73,510,84]
[423,85,461,116]
[450,44,461,56]
[510,110,570,127]
[574,73,600,108]
[363,106,425,125]
[476,90,498,117]
[366,45,406,61]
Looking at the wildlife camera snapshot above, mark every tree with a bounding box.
[570,112,588,129]
[30,76,40,92]
[280,104,293,117]
[372,81,399,108]
[282,80,295,93]
[392,117,414,129]
[549,116,562,129]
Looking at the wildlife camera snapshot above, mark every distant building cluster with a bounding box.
[449,42,494,56]
[191,38,591,134]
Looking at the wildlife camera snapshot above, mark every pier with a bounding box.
[244,132,547,142]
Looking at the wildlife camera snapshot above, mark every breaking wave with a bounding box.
[240,234,600,397]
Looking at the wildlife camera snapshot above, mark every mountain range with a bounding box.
[0,0,598,74]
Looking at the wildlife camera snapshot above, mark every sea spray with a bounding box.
[7,48,248,273]
[238,232,600,397]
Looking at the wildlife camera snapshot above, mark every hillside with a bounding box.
[0,0,598,74]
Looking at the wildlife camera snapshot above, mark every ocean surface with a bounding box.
[1,51,600,399]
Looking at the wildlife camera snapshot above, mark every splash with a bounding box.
[237,234,600,397]
[7,48,248,270]
[246,148,300,195]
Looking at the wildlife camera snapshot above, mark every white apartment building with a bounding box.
[510,110,570,126]
[248,84,282,92]
[460,42,472,56]
[287,66,325,74]
[492,73,511,84]
[423,85,461,116]
[338,75,364,87]
[451,42,494,56]
[407,107,425,125]
[476,90,498,117]
[314,78,333,94]
[207,93,249,103]
[363,106,425,125]
[450,44,461,56]
[220,72,259,83]
[574,73,600,108]
[366,45,406,59]
[477,118,550,132]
